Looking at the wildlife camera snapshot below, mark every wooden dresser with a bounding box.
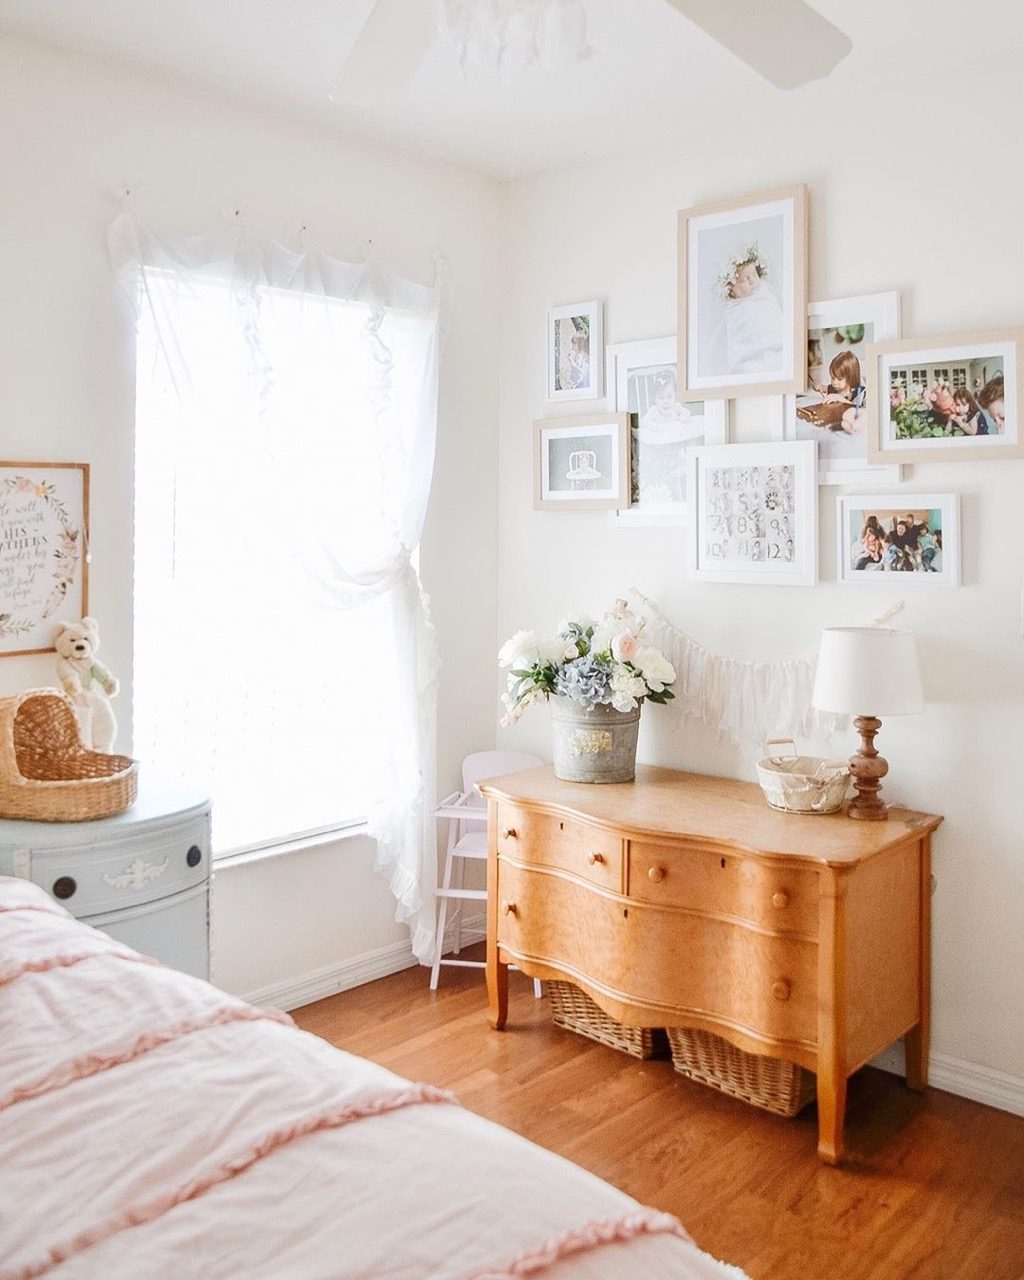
[479,765,942,1164]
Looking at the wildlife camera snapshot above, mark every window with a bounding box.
[133,274,418,857]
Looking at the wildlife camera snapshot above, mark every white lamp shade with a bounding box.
[812,627,925,717]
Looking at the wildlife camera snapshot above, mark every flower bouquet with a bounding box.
[498,600,676,784]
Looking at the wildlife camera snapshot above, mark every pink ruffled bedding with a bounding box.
[0,876,747,1280]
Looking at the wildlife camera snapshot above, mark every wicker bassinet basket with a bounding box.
[547,980,668,1060]
[666,1026,816,1118]
[0,689,138,822]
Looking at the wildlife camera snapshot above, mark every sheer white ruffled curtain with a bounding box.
[110,211,442,962]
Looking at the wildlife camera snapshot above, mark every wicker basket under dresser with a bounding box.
[0,780,211,980]
[479,764,942,1165]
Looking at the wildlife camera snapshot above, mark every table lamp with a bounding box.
[811,627,924,821]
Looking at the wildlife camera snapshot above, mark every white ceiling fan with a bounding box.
[330,0,852,101]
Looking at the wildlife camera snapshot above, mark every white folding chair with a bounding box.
[430,750,543,993]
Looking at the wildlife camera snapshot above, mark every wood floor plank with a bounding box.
[291,952,1024,1280]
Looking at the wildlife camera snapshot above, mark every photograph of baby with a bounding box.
[846,505,943,574]
[888,358,1004,439]
[704,464,796,565]
[626,363,706,508]
[795,321,872,461]
[553,313,591,394]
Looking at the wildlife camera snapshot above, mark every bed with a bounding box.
[0,875,746,1280]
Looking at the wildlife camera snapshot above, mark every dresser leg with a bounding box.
[816,1071,847,1165]
[905,1023,928,1092]
[487,953,508,1030]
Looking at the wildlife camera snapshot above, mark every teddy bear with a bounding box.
[53,617,120,753]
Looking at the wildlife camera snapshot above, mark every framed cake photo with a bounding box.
[534,413,629,511]
[686,441,818,586]
[678,184,807,400]
[782,292,903,485]
[605,337,727,526]
[867,331,1024,464]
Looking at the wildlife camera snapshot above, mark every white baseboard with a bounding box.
[873,1042,1024,1117]
[241,920,486,1012]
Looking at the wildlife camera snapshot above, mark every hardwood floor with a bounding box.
[292,950,1024,1280]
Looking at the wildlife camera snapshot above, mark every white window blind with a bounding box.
[133,275,417,857]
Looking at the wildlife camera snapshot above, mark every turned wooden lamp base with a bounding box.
[847,715,889,821]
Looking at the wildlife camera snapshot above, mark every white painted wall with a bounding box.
[497,59,1024,1086]
[0,33,504,998]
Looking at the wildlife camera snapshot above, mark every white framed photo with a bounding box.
[867,331,1023,464]
[678,184,807,400]
[547,300,604,401]
[687,441,818,585]
[534,413,629,510]
[837,493,960,586]
[782,292,903,485]
[605,337,727,526]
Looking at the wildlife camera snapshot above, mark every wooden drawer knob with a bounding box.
[587,852,605,865]
[502,900,518,916]
[501,827,517,840]
[52,875,77,901]
[772,980,791,1002]
[772,890,790,909]
[648,865,666,883]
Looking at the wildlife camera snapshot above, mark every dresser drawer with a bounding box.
[496,803,622,892]
[17,817,210,919]
[498,861,817,1047]
[627,840,818,938]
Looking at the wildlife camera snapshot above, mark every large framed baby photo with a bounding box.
[534,413,629,511]
[678,184,807,400]
[605,337,727,526]
[547,300,604,402]
[686,441,818,586]
[782,292,903,485]
[867,331,1024,464]
[837,493,960,587]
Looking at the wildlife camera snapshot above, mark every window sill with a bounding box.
[213,823,371,871]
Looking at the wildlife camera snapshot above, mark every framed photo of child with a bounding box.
[867,331,1024,464]
[605,337,727,526]
[677,184,807,400]
[836,494,960,587]
[547,301,604,402]
[782,292,903,485]
[686,440,818,586]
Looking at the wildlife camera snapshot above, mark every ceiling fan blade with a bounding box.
[329,0,438,102]
[660,0,851,90]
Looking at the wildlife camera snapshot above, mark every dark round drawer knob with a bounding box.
[53,875,77,900]
[186,845,203,868]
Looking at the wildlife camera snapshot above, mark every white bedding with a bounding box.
[0,876,747,1280]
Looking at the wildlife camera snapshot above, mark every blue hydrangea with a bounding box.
[553,655,614,709]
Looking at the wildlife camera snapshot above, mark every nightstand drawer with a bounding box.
[19,817,210,918]
[496,803,621,891]
[627,841,818,938]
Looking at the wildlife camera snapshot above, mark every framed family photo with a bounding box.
[867,331,1024,464]
[533,413,629,510]
[837,493,960,587]
[547,300,604,401]
[605,337,727,525]
[678,184,807,400]
[686,441,818,585]
[0,461,90,657]
[782,292,902,484]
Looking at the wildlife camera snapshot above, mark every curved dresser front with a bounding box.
[479,764,942,1166]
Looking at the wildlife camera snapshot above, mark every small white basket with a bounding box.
[756,739,850,816]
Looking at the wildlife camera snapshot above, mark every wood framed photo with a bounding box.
[0,461,90,657]
[686,441,818,585]
[677,184,807,400]
[605,337,727,526]
[534,413,629,510]
[868,331,1023,464]
[782,292,903,485]
[837,493,960,587]
[547,300,604,402]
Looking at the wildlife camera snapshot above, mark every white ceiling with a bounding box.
[1,0,1022,178]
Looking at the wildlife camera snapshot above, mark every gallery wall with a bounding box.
[497,56,1024,1100]
[0,33,506,1000]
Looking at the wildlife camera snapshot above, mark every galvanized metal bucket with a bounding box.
[550,699,640,784]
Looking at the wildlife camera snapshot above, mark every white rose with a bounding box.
[498,629,541,670]
[610,665,648,711]
[633,646,676,693]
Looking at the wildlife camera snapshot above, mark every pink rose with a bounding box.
[611,631,638,663]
